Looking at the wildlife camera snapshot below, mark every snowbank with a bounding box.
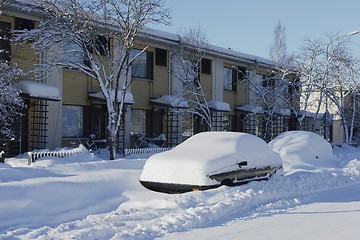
[1,137,360,239]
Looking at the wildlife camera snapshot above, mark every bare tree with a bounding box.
[170,28,213,131]
[292,32,360,143]
[244,22,298,141]
[270,21,287,64]
[247,71,295,141]
[14,0,170,159]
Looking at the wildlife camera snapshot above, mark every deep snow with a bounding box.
[0,141,360,239]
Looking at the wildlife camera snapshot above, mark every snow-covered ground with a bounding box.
[1,142,360,239]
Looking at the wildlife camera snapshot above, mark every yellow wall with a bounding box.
[201,72,212,101]
[153,63,169,97]
[0,15,39,80]
[62,69,93,106]
[132,79,153,109]
[131,44,170,109]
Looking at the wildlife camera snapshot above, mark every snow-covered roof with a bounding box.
[299,110,333,120]
[143,27,275,67]
[18,80,61,101]
[6,0,45,16]
[207,100,231,112]
[236,104,263,114]
[88,90,134,104]
[8,1,275,69]
[151,95,188,108]
[236,104,291,116]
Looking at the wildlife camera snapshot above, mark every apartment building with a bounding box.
[1,1,300,156]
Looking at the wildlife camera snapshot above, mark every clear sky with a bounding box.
[148,0,360,59]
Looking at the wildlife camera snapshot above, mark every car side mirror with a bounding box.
[238,161,248,168]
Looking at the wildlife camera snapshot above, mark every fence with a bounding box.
[27,147,83,165]
[0,151,4,163]
[124,147,172,157]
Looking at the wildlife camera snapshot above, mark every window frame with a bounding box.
[95,35,110,56]
[155,48,167,66]
[0,21,11,61]
[130,48,154,80]
[62,105,84,138]
[223,67,237,91]
[15,17,35,31]
[201,58,212,74]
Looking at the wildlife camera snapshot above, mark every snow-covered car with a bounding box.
[269,131,337,172]
[140,132,283,193]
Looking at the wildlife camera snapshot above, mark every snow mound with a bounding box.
[140,132,282,186]
[269,131,337,173]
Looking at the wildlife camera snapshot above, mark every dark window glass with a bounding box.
[223,67,233,91]
[130,49,154,80]
[201,58,211,74]
[0,21,11,61]
[15,17,35,30]
[95,35,110,55]
[155,48,167,66]
[223,67,237,91]
[262,76,275,87]
[238,66,246,80]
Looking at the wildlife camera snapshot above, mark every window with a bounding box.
[63,40,84,65]
[0,21,11,61]
[15,17,35,30]
[95,35,110,56]
[201,58,211,74]
[223,114,235,131]
[130,49,154,79]
[262,75,276,87]
[238,66,246,80]
[223,67,237,91]
[131,109,146,135]
[155,48,167,66]
[89,104,106,139]
[62,105,84,137]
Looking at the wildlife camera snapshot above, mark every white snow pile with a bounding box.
[140,132,282,186]
[269,131,337,173]
[0,132,360,239]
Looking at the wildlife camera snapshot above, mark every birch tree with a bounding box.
[14,0,170,159]
[292,32,360,143]
[246,22,297,141]
[270,21,287,64]
[170,28,213,131]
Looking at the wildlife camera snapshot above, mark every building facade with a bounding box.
[1,1,302,156]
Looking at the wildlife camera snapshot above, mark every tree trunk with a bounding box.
[108,129,117,160]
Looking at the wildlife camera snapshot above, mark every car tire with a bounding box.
[221,179,234,186]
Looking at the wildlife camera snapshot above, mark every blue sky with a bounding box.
[148,0,360,59]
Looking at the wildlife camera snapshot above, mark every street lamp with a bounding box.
[347,30,359,36]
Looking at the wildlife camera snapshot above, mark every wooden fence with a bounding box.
[27,147,83,165]
[124,147,172,156]
[0,151,4,163]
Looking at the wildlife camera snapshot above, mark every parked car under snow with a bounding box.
[140,132,283,193]
[269,131,337,172]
